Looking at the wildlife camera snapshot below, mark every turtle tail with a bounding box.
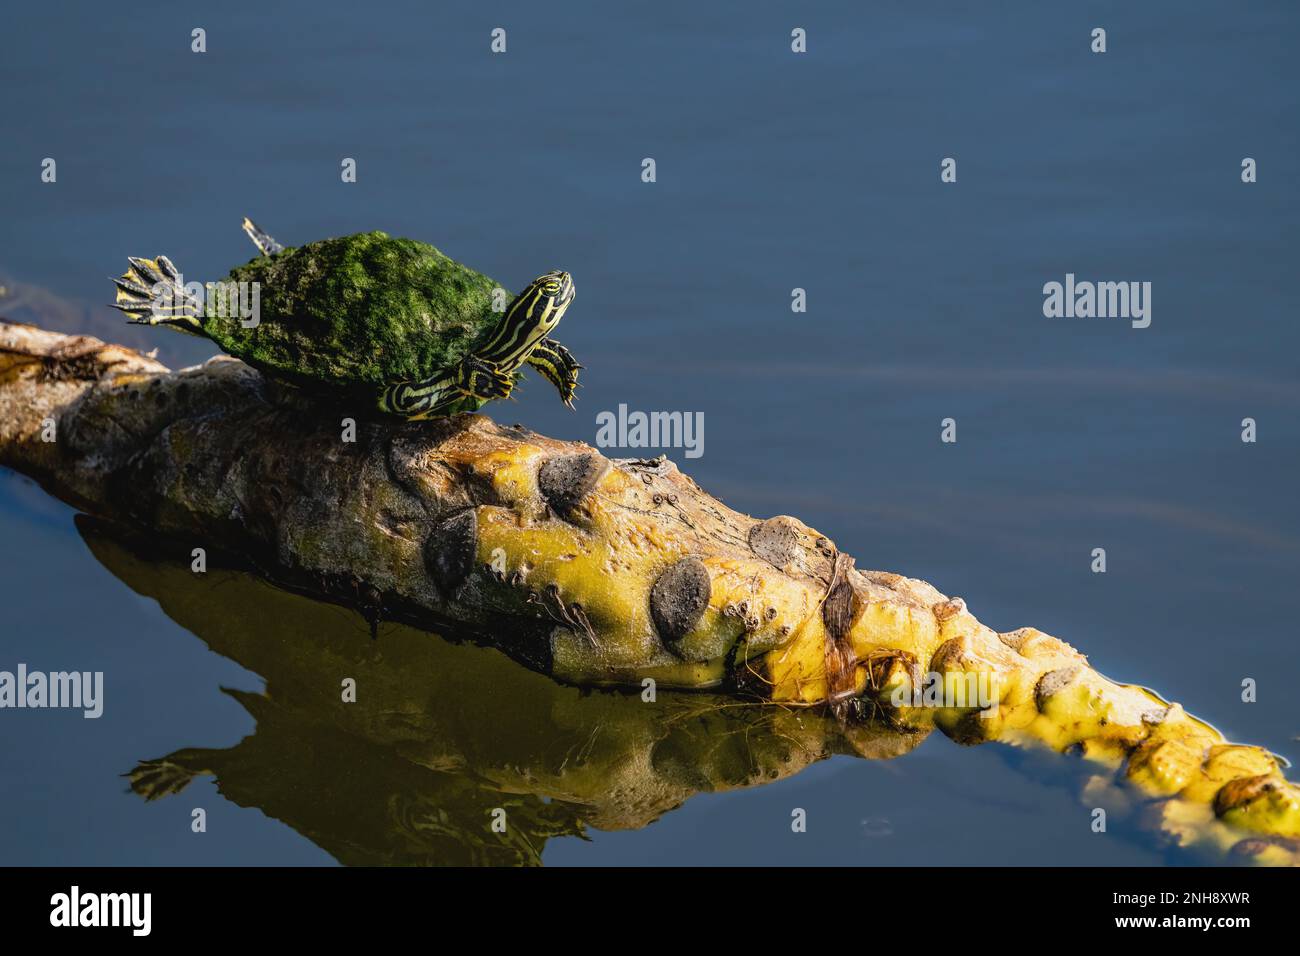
[241,217,284,257]
[109,256,206,335]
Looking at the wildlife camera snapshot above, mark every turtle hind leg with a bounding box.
[123,749,216,800]
[527,336,582,409]
[109,255,205,335]
[241,217,284,257]
[379,357,515,420]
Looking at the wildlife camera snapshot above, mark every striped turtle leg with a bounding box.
[378,357,514,420]
[526,337,582,409]
[109,255,205,335]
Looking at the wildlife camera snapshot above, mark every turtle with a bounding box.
[110,219,581,419]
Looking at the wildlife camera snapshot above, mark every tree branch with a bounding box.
[2,319,1296,863]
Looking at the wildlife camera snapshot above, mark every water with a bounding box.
[1,0,1297,865]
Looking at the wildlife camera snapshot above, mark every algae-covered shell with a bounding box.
[209,231,503,389]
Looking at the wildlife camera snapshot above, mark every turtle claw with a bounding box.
[111,255,203,331]
[525,338,581,409]
[127,256,164,287]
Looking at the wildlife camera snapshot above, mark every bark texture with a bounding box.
[1,319,1297,864]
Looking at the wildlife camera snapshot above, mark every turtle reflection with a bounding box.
[78,517,924,866]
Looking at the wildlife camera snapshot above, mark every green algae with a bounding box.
[208,232,505,390]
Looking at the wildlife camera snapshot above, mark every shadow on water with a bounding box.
[76,516,928,867]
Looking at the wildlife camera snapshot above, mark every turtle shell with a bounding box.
[203,231,503,389]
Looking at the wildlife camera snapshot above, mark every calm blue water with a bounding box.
[1,0,1297,865]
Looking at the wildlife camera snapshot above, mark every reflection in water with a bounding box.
[79,517,925,866]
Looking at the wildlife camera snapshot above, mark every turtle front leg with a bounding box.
[527,337,583,409]
[379,356,514,420]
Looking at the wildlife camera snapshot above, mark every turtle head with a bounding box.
[478,271,577,374]
[529,270,575,334]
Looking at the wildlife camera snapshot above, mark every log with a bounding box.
[2,318,1297,864]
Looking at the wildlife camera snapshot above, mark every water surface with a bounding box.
[1,0,1297,865]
